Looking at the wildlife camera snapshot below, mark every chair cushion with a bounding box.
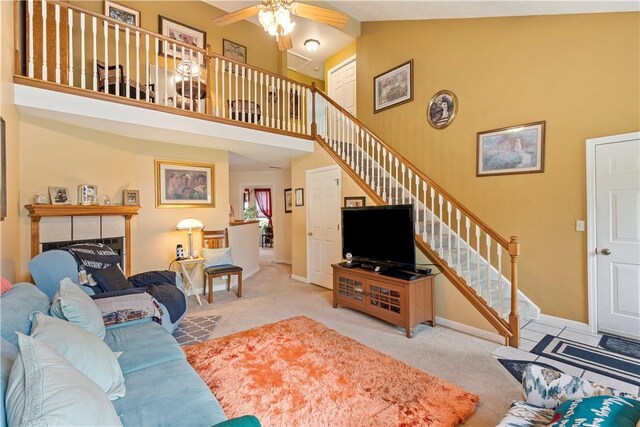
[104,322,185,374]
[29,312,126,399]
[113,358,226,427]
[203,247,234,267]
[5,333,122,427]
[204,264,243,275]
[50,278,106,340]
[0,283,50,347]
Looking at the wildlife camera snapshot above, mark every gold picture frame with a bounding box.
[104,1,140,27]
[123,190,140,206]
[427,90,458,129]
[155,160,215,208]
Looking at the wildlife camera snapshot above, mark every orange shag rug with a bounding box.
[184,316,479,427]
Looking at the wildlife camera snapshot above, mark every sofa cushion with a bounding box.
[104,322,185,374]
[0,283,50,347]
[113,358,226,426]
[0,338,18,427]
[203,247,233,267]
[549,395,640,427]
[50,278,106,340]
[5,333,122,427]
[92,264,134,293]
[496,400,554,427]
[28,250,82,299]
[29,312,126,399]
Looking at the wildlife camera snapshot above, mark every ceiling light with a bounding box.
[258,3,295,40]
[304,39,320,53]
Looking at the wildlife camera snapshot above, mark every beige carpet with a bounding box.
[186,258,519,426]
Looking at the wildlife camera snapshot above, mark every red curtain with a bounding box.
[254,188,272,227]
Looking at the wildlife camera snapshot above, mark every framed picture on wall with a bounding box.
[295,188,304,207]
[104,1,140,27]
[477,121,546,177]
[158,16,206,58]
[427,90,458,129]
[222,39,247,64]
[284,188,292,213]
[373,60,413,113]
[344,196,366,208]
[155,160,215,207]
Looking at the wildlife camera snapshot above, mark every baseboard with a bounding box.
[537,314,593,333]
[291,274,309,283]
[274,259,292,265]
[435,316,504,344]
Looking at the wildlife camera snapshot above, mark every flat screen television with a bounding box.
[341,204,416,271]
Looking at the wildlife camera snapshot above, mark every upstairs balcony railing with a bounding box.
[17,0,314,138]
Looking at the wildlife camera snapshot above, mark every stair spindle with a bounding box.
[126,29,131,98]
[54,4,60,83]
[114,25,119,96]
[67,8,73,85]
[430,188,436,248]
[438,195,444,257]
[447,201,452,264]
[465,218,471,287]
[80,12,85,88]
[497,245,503,317]
[422,181,427,242]
[28,0,34,78]
[103,20,108,93]
[42,0,47,81]
[395,158,399,205]
[456,209,462,275]
[92,16,96,90]
[486,235,492,307]
[475,225,481,296]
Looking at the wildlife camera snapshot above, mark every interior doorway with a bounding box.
[328,55,356,116]
[587,132,640,340]
[239,183,275,265]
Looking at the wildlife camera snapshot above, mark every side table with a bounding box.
[177,257,204,305]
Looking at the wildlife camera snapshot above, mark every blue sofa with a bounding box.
[0,283,235,426]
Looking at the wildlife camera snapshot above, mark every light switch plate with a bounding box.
[575,220,585,232]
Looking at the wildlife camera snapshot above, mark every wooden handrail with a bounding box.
[313,87,510,249]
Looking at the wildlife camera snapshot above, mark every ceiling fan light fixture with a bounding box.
[259,3,295,39]
[304,39,320,52]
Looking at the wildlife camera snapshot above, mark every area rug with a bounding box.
[532,334,640,386]
[184,316,479,426]
[600,334,640,359]
[172,315,221,346]
[497,359,563,382]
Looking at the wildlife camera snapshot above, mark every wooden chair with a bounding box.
[201,229,242,304]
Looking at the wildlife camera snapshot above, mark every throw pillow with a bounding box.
[92,264,133,293]
[549,395,640,427]
[0,276,12,295]
[50,278,106,340]
[203,247,233,267]
[5,333,123,427]
[29,311,126,399]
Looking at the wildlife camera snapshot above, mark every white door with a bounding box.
[307,167,341,289]
[595,137,640,340]
[329,57,356,116]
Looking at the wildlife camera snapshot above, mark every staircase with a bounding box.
[311,88,540,347]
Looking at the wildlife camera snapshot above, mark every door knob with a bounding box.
[308,232,313,236]
[600,248,612,255]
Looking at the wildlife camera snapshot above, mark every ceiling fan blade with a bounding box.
[291,3,348,28]
[277,34,293,51]
[211,5,261,26]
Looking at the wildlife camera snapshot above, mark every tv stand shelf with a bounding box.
[332,264,435,338]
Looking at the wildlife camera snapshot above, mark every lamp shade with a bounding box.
[176,218,204,230]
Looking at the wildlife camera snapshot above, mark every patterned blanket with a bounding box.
[93,291,163,326]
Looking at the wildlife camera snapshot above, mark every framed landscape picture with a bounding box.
[158,16,206,57]
[284,188,292,213]
[374,60,413,113]
[104,1,140,27]
[155,160,214,207]
[223,39,247,64]
[344,196,366,208]
[477,121,546,177]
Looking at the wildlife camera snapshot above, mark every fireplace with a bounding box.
[42,237,125,268]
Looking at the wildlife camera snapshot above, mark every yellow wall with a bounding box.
[286,70,325,92]
[0,0,22,282]
[323,41,356,91]
[18,118,229,280]
[354,13,640,323]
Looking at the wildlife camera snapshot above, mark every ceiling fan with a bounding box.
[211,0,349,51]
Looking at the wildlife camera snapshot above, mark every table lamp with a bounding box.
[176,218,204,258]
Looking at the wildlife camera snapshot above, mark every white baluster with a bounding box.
[281,78,286,129]
[67,8,73,85]
[92,16,96,90]
[214,58,219,116]
[486,235,492,307]
[365,134,370,184]
[465,218,471,287]
[180,46,186,108]
[188,49,193,110]
[28,0,34,78]
[247,68,252,118]
[415,174,420,231]
[276,78,281,128]
[145,35,150,102]
[163,41,167,106]
[41,0,47,80]
[302,87,306,134]
[286,81,291,131]
[422,181,427,241]
[125,29,130,98]
[402,165,406,203]
[430,188,436,248]
[376,142,382,194]
[228,62,232,117]
[497,245,503,317]
[438,195,444,257]
[447,201,452,264]
[197,52,202,112]
[475,225,481,296]
[395,158,399,205]
[254,71,258,121]
[297,85,302,133]
[114,25,119,96]
[154,38,159,105]
[241,66,245,118]
[221,60,226,116]
[172,44,177,107]
[408,169,413,205]
[54,4,60,83]
[234,64,239,119]
[270,76,276,127]
[80,12,85,88]
[135,32,140,99]
[456,209,461,275]
[259,72,263,126]
[103,20,108,94]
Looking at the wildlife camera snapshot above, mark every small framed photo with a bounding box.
[104,1,140,27]
[49,186,71,205]
[374,60,413,113]
[78,185,99,205]
[158,16,206,57]
[223,39,247,64]
[427,90,458,129]
[123,190,140,206]
[295,188,304,207]
[344,196,366,208]
[477,121,546,177]
[284,188,292,213]
[155,159,214,208]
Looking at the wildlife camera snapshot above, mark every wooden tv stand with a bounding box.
[332,264,435,338]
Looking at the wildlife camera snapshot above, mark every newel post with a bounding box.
[310,82,317,137]
[205,44,213,115]
[508,236,520,347]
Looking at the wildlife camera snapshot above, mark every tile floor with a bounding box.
[492,319,640,395]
